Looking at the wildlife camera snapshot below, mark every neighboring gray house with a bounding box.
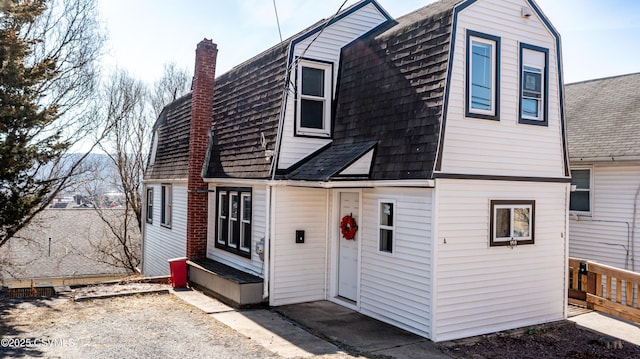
[566,72,640,272]
[143,0,570,342]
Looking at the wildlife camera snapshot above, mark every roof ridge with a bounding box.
[566,72,640,86]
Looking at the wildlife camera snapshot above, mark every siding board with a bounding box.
[433,179,567,341]
[142,183,187,276]
[569,163,640,271]
[270,187,328,306]
[359,187,433,338]
[441,0,565,178]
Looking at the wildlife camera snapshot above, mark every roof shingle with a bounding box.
[566,73,640,161]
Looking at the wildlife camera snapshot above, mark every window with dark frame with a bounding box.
[519,43,549,125]
[466,30,500,120]
[146,188,153,224]
[379,201,394,253]
[490,200,535,247]
[215,188,251,258]
[296,60,332,137]
[161,184,171,227]
[570,169,591,213]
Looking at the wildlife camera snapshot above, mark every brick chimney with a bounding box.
[186,39,217,259]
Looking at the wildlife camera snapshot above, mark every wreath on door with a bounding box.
[340,214,358,240]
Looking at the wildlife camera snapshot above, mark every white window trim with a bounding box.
[161,184,172,228]
[469,36,496,116]
[521,65,544,121]
[215,187,252,258]
[378,200,396,254]
[146,187,153,224]
[240,192,251,252]
[217,192,228,245]
[570,167,593,216]
[296,59,332,137]
[229,192,239,247]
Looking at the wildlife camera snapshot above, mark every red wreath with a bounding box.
[340,214,358,240]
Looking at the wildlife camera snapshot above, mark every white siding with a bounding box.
[569,163,640,271]
[270,187,328,306]
[278,3,388,170]
[339,149,374,176]
[142,182,187,276]
[433,179,567,341]
[359,188,433,338]
[206,183,266,276]
[440,0,565,177]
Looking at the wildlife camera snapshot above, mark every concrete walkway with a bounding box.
[569,311,640,346]
[172,288,348,358]
[173,287,640,358]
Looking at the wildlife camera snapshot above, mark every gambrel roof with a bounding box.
[289,0,459,181]
[566,72,640,161]
[146,93,192,180]
[147,0,464,182]
[204,44,288,179]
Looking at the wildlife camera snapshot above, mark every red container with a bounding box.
[168,257,188,288]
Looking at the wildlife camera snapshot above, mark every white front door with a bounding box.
[338,192,359,302]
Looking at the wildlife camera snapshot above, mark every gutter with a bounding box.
[570,156,640,162]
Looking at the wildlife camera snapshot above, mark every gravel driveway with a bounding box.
[1,293,280,359]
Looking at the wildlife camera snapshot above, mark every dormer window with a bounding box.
[296,59,333,137]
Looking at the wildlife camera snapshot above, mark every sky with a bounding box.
[97,0,640,85]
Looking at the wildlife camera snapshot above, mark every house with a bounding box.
[142,0,570,342]
[566,72,640,272]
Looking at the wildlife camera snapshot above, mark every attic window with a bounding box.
[466,30,500,120]
[296,59,333,137]
[519,43,549,126]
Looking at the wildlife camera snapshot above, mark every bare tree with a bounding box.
[79,64,192,273]
[150,62,191,117]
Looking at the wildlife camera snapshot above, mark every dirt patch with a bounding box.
[440,321,640,359]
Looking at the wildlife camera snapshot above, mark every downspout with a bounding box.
[263,184,272,300]
[630,183,640,271]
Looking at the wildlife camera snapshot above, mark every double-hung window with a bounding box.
[490,200,535,247]
[161,184,172,227]
[146,188,153,224]
[216,188,252,258]
[519,43,549,125]
[466,30,500,120]
[570,169,591,214]
[379,201,395,253]
[296,59,332,137]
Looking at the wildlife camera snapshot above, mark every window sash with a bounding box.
[146,188,153,223]
[521,66,543,120]
[470,40,494,112]
[570,169,591,213]
[466,31,499,120]
[215,188,251,258]
[490,200,535,246]
[379,202,394,253]
[297,61,332,136]
[519,44,548,125]
[161,185,171,227]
